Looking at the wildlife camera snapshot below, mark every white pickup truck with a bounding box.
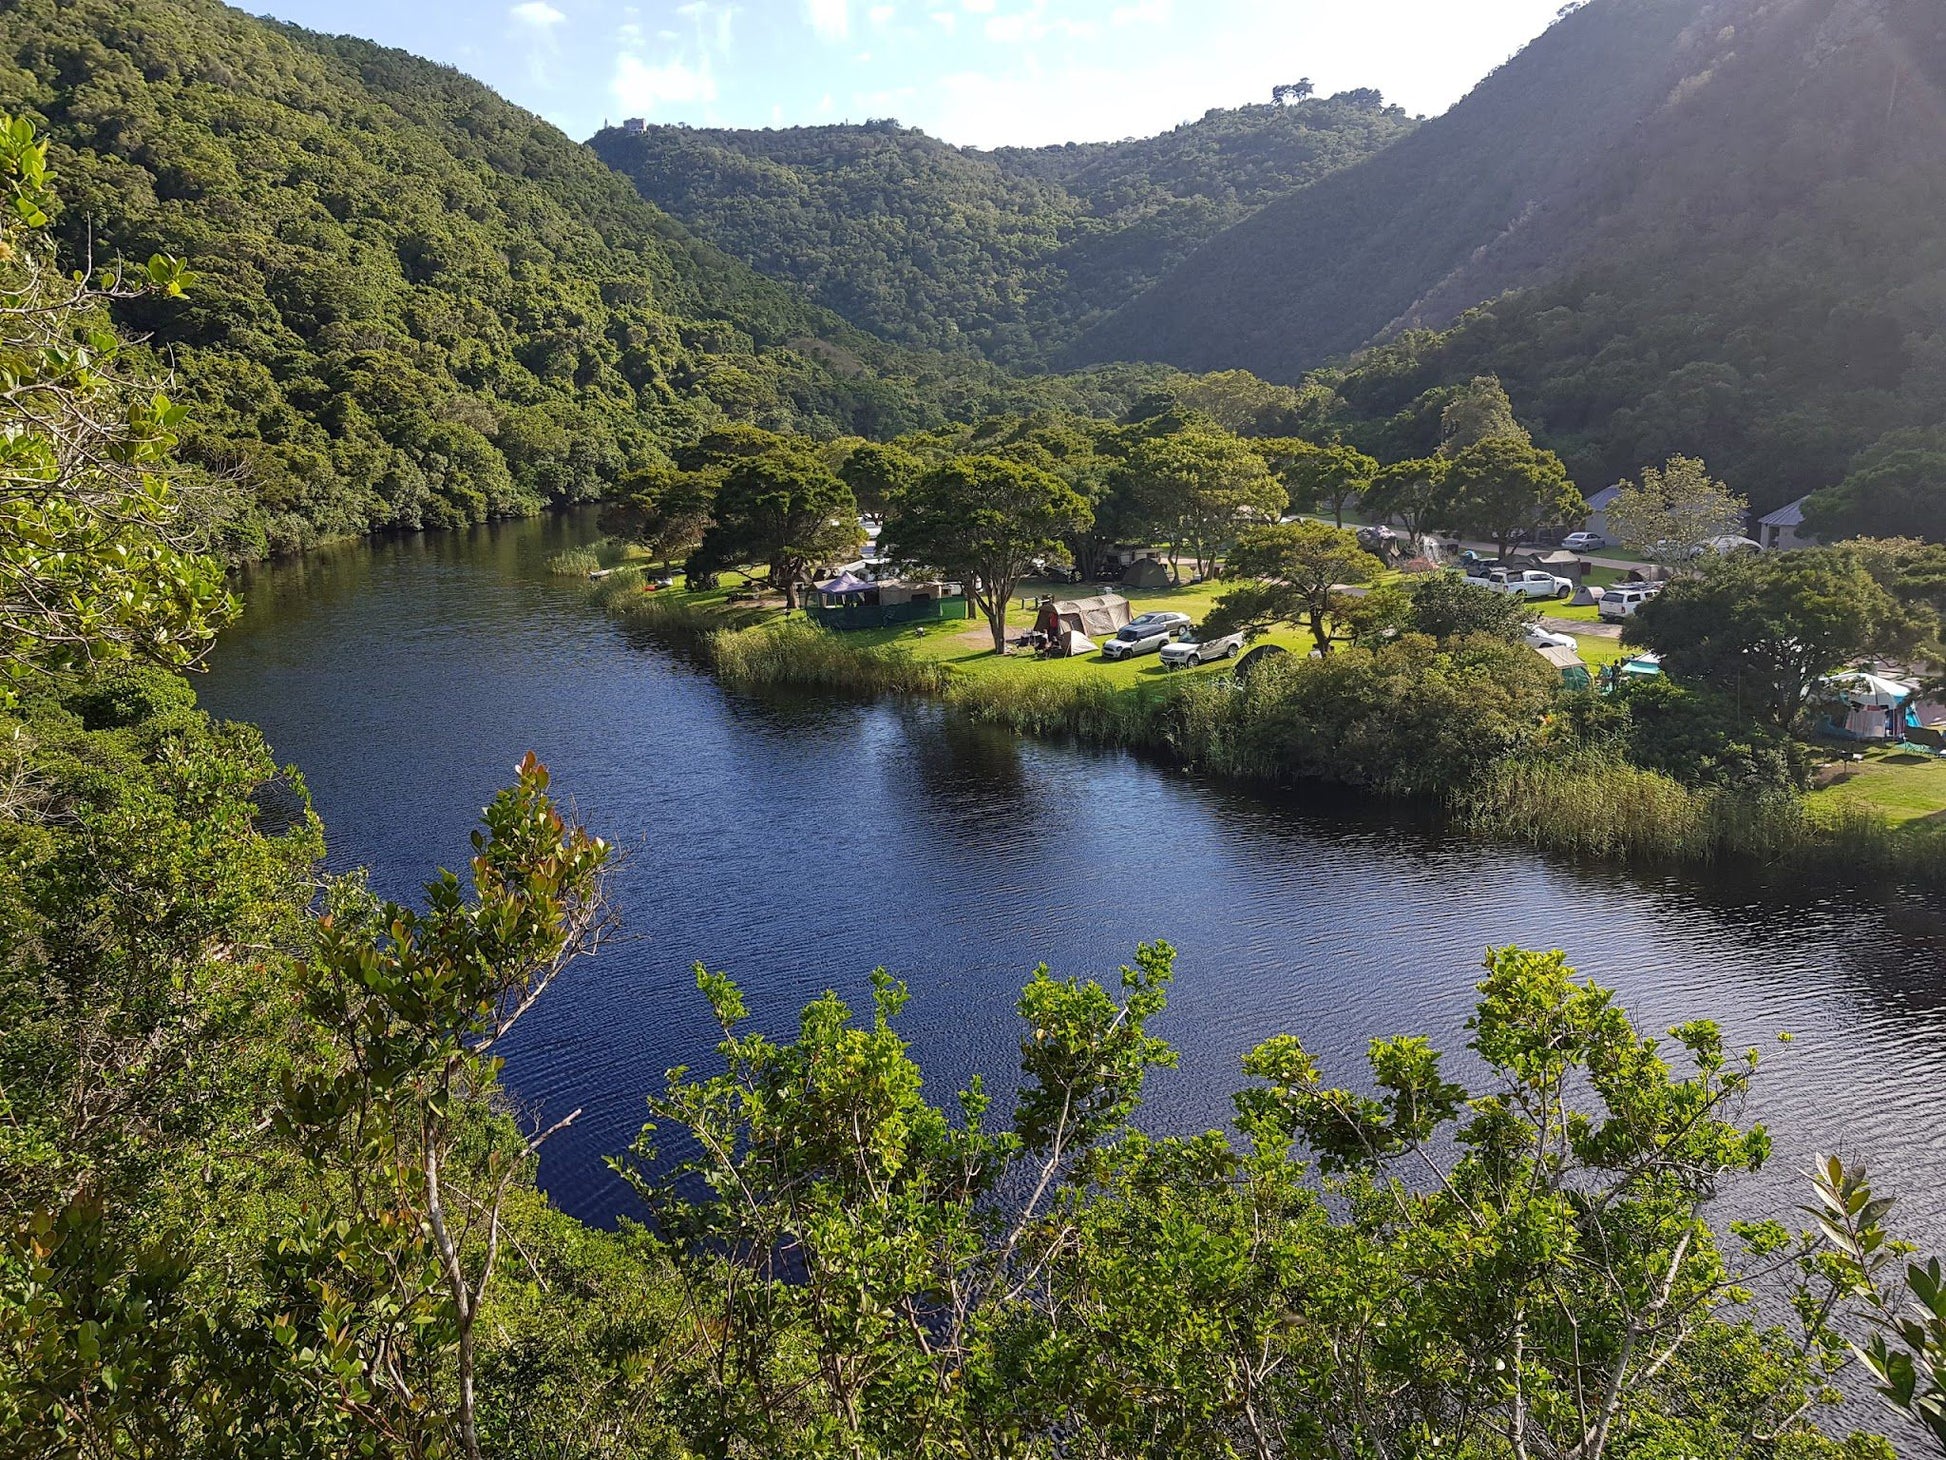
[1483,568,1574,601]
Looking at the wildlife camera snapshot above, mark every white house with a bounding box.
[1757,496,1818,551]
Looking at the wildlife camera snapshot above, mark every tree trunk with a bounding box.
[1309,605,1331,655]
[987,598,1008,654]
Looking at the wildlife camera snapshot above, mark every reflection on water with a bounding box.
[203,513,1946,1248]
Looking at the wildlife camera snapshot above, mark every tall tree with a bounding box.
[1203,520,1385,655]
[1361,456,1452,540]
[1436,376,1526,455]
[840,440,925,524]
[1258,439,1377,528]
[1126,429,1287,580]
[882,454,1092,653]
[598,463,718,570]
[1605,456,1749,567]
[1442,437,1583,558]
[1628,548,1924,725]
[690,446,862,609]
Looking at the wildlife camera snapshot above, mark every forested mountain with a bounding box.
[590,94,1416,367]
[1078,0,1946,513]
[0,0,1160,556]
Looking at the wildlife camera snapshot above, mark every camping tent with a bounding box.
[1516,549,1586,579]
[1034,594,1132,642]
[1236,644,1290,680]
[1819,671,1916,741]
[1533,643,1592,690]
[1121,557,1173,589]
[1569,584,1605,608]
[1052,628,1096,657]
[816,570,873,598]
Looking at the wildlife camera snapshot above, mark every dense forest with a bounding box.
[0,0,1183,556]
[591,93,1415,367]
[1076,0,1946,516]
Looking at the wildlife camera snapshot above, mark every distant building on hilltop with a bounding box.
[622,117,647,134]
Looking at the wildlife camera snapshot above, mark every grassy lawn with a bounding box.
[1808,746,1946,826]
[834,575,1318,690]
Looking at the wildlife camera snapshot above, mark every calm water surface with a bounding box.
[200,514,1946,1243]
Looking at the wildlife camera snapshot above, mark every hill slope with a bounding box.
[591,95,1416,368]
[1080,0,1946,510]
[0,0,1075,554]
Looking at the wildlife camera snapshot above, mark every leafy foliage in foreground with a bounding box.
[0,640,1932,1458]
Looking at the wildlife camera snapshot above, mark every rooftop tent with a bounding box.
[1121,557,1173,589]
[1625,564,1676,583]
[1034,593,1132,641]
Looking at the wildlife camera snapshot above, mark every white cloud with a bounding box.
[867,4,896,26]
[611,53,718,110]
[1109,0,1170,25]
[509,1,566,28]
[805,0,850,41]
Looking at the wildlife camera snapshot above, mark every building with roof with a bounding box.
[1581,484,1622,542]
[1757,496,1818,551]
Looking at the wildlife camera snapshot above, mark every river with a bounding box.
[200,512,1946,1247]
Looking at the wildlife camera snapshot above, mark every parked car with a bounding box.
[1460,553,1504,578]
[1484,568,1574,600]
[1562,531,1606,552]
[1160,630,1246,669]
[1099,611,1193,660]
[1522,625,1577,651]
[1597,583,1664,621]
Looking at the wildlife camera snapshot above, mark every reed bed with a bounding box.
[709,620,951,696]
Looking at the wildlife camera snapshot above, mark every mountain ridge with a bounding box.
[591,94,1417,367]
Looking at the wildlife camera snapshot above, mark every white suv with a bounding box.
[1099,611,1193,660]
[1597,583,1663,621]
[1160,630,1245,668]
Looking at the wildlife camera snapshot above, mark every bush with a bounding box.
[1162,634,1557,795]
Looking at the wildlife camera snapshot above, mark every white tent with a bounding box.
[1054,628,1096,657]
[1820,671,1916,741]
[1823,671,1915,708]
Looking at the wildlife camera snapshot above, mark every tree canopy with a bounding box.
[1627,548,1925,726]
[882,454,1092,652]
[1204,520,1384,655]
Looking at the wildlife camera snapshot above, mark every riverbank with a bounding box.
[587,565,1946,886]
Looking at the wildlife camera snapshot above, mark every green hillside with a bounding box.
[590,94,1416,368]
[1079,0,1946,515]
[0,0,1122,555]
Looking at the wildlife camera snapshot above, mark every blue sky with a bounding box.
[256,0,1570,147]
